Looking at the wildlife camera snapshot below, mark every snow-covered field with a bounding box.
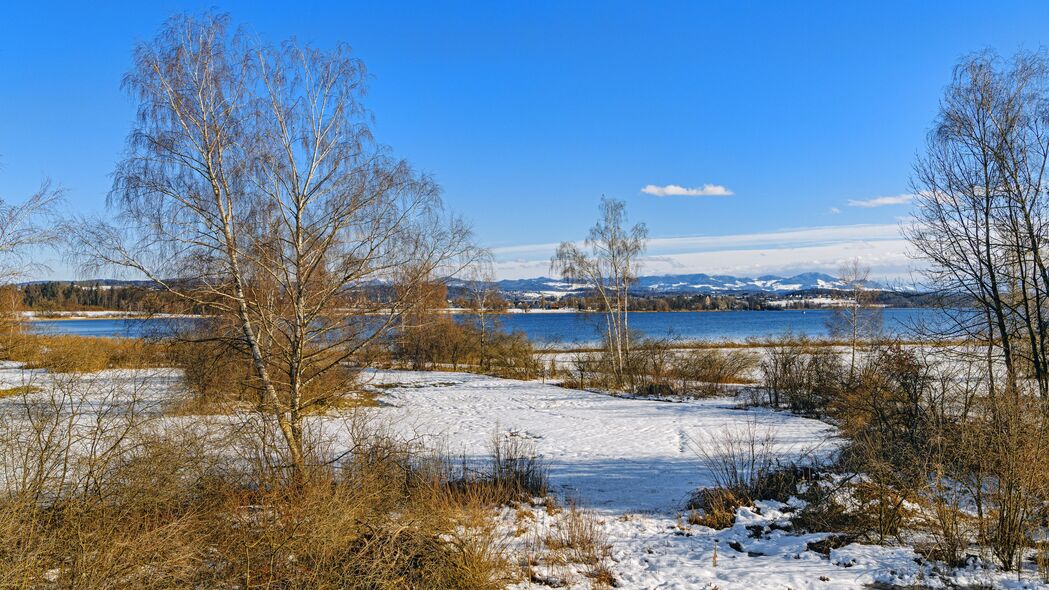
[358,371,1046,590]
[0,363,1042,589]
[360,370,835,513]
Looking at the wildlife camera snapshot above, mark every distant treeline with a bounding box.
[505,289,945,312]
[17,281,947,313]
[555,293,767,312]
[791,288,951,308]
[17,282,170,312]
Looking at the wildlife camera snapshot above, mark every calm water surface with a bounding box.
[29,308,944,345]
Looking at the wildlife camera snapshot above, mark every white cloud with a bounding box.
[490,223,917,280]
[829,207,841,214]
[641,183,733,197]
[847,193,914,208]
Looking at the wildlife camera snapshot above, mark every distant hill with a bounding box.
[27,272,910,299]
[482,272,891,298]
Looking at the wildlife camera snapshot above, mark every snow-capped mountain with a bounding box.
[490,272,873,298]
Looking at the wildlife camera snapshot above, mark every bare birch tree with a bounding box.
[462,254,505,371]
[906,50,1049,570]
[552,197,647,386]
[71,14,473,476]
[0,179,60,283]
[906,50,1049,406]
[826,259,883,379]
[0,177,60,341]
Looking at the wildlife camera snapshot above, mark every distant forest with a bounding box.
[516,289,941,312]
[17,282,167,312]
[551,293,768,312]
[16,281,943,313]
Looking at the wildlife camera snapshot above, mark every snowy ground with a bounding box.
[0,363,1043,589]
[360,370,835,513]
[359,370,1047,590]
[0,361,182,413]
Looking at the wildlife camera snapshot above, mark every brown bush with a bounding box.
[759,336,843,415]
[672,348,758,396]
[564,339,760,398]
[0,376,541,589]
[169,334,368,417]
[687,487,746,529]
[394,316,540,380]
[0,333,170,373]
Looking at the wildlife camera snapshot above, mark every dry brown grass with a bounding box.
[543,504,610,565]
[538,502,616,587]
[0,385,39,399]
[586,563,618,588]
[0,332,171,373]
[687,487,746,529]
[0,376,542,589]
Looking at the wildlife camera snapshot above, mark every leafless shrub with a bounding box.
[543,502,613,574]
[0,366,544,588]
[488,432,548,501]
[673,348,758,396]
[693,419,779,495]
[917,469,974,567]
[394,315,540,380]
[686,418,815,531]
[759,335,843,415]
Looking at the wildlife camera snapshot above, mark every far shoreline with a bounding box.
[22,305,929,322]
[22,311,199,321]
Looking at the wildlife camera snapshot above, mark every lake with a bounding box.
[28,308,944,345]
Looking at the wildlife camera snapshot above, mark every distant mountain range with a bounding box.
[25,272,899,298]
[470,272,886,298]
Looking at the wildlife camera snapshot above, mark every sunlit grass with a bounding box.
[0,385,40,399]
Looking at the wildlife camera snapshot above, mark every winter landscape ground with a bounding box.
[361,371,1048,590]
[6,5,1049,589]
[1,360,1043,589]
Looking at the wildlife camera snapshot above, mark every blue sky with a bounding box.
[2,1,1048,280]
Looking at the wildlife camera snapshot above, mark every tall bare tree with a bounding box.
[0,177,60,339]
[72,14,473,475]
[906,50,1049,571]
[0,179,60,283]
[552,197,647,386]
[907,50,1049,406]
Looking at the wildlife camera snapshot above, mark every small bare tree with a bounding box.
[462,255,505,371]
[826,259,883,379]
[72,14,474,476]
[552,197,647,386]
